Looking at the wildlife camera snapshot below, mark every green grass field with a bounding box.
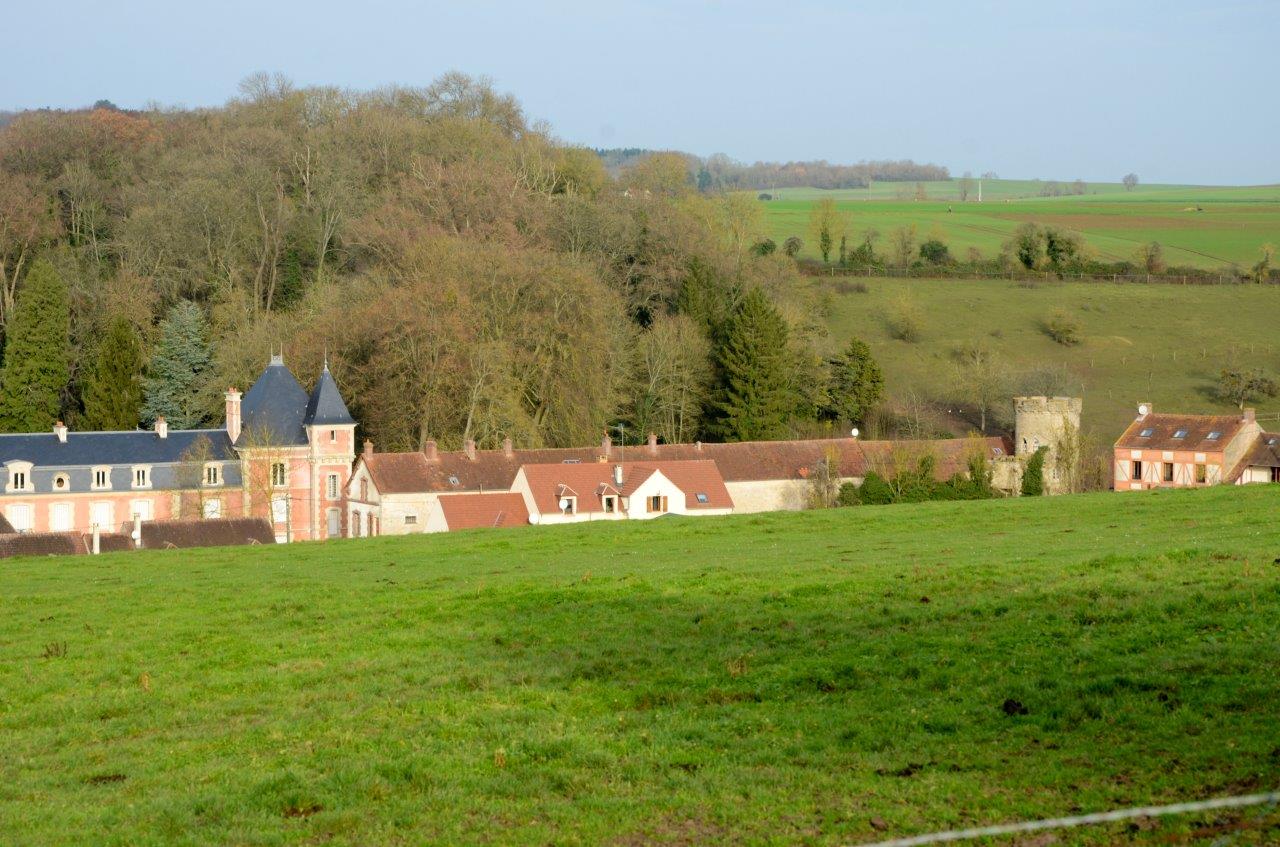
[4,486,1280,845]
[759,180,1280,269]
[816,275,1280,437]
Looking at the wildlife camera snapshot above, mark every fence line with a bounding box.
[808,266,1278,287]
[848,790,1280,847]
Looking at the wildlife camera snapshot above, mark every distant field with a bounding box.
[3,486,1280,845]
[815,276,1280,437]
[759,180,1280,269]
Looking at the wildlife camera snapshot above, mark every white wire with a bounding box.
[850,791,1280,847]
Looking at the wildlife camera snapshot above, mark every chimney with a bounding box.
[502,437,514,458]
[613,464,624,486]
[155,416,168,439]
[53,421,67,443]
[464,439,477,461]
[601,432,612,455]
[362,438,373,459]
[424,440,439,462]
[647,432,657,455]
[1137,401,1152,418]
[225,388,242,442]
[1243,408,1256,424]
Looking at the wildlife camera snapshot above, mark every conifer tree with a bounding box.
[820,337,884,425]
[82,315,145,430]
[0,258,71,431]
[142,301,213,428]
[709,288,798,441]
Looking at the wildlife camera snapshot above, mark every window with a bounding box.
[1272,467,1280,484]
[271,494,288,523]
[559,496,577,515]
[204,498,222,519]
[327,508,341,537]
[1132,460,1143,480]
[404,513,418,525]
[351,511,361,537]
[1162,462,1174,482]
[52,473,69,491]
[271,462,287,488]
[360,479,369,501]
[6,463,32,492]
[330,429,337,442]
[327,473,340,500]
[49,503,73,532]
[1138,428,1154,437]
[647,495,668,514]
[130,499,154,521]
[1206,431,1221,441]
[1195,464,1207,484]
[204,463,221,486]
[447,475,461,486]
[1173,429,1188,439]
[9,471,26,491]
[90,501,114,530]
[7,504,32,532]
[132,466,151,489]
[695,493,709,504]
[603,495,616,513]
[92,466,111,490]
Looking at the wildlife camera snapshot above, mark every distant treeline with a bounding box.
[595,148,950,191]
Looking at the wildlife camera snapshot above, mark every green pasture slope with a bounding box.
[3,486,1280,845]
[817,276,1280,437]
[759,180,1280,269]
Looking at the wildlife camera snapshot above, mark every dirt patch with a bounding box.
[85,773,126,785]
[283,803,324,819]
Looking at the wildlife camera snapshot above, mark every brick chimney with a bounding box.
[155,416,168,439]
[647,432,657,455]
[502,437,514,458]
[363,438,373,459]
[225,388,242,442]
[424,440,439,462]
[1243,408,1256,424]
[464,439,477,461]
[601,432,612,456]
[53,421,67,443]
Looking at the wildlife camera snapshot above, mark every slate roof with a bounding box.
[437,492,529,530]
[238,356,310,446]
[0,429,235,468]
[1114,412,1247,452]
[304,366,355,427]
[519,460,733,515]
[140,518,276,549]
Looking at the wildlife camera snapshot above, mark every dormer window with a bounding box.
[52,472,69,491]
[132,466,152,489]
[5,462,33,493]
[560,496,577,515]
[1172,429,1188,439]
[602,495,616,513]
[204,463,221,486]
[92,466,112,490]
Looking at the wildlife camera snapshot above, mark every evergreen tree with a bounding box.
[142,301,213,428]
[708,288,798,441]
[82,315,145,430]
[0,258,71,431]
[1021,446,1048,496]
[820,337,884,425]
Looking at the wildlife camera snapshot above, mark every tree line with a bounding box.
[0,75,888,450]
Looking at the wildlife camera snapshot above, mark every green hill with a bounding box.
[4,486,1279,845]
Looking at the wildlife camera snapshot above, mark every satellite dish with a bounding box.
[558,497,570,512]
[850,427,860,439]
[1138,403,1150,416]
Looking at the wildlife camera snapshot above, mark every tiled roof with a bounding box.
[140,518,276,549]
[1114,413,1246,451]
[238,357,310,446]
[0,513,13,534]
[1239,432,1280,470]
[519,460,732,515]
[857,437,1013,480]
[0,531,131,559]
[304,366,355,427]
[438,492,529,530]
[0,428,235,468]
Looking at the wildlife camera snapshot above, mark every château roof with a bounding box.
[304,365,355,427]
[0,429,235,467]
[238,355,310,446]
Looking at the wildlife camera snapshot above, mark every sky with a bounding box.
[3,0,1277,185]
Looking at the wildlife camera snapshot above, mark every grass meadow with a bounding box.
[3,485,1280,845]
[759,180,1280,269]
[815,275,1280,437]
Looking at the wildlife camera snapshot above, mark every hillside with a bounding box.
[759,180,1280,269]
[816,276,1280,437]
[3,486,1279,845]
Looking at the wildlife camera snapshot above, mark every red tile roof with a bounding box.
[1114,413,1247,452]
[140,518,276,549]
[519,460,732,515]
[437,492,529,530]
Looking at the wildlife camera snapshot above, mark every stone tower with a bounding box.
[1013,396,1083,494]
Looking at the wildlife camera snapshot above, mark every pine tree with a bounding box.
[82,315,145,430]
[0,258,71,431]
[709,288,798,441]
[820,337,884,425]
[142,301,213,428]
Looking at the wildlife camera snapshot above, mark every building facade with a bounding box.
[1112,404,1264,490]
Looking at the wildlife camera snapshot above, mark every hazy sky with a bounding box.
[4,0,1276,184]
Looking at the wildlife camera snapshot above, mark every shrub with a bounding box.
[782,236,803,257]
[858,472,894,505]
[919,239,951,265]
[1021,446,1048,496]
[757,193,772,201]
[885,297,923,343]
[751,238,776,256]
[833,280,869,295]
[836,482,861,507]
[1044,310,1082,346]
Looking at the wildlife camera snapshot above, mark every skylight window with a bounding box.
[695,493,709,504]
[562,458,581,464]
[1206,431,1221,441]
[1172,429,1188,438]
[1139,428,1154,437]
[992,447,1003,456]
[447,475,460,486]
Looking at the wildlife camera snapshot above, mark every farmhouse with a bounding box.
[1111,403,1279,489]
[0,355,355,543]
[513,460,733,524]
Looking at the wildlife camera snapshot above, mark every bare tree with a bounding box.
[958,172,974,202]
[1122,173,1139,191]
